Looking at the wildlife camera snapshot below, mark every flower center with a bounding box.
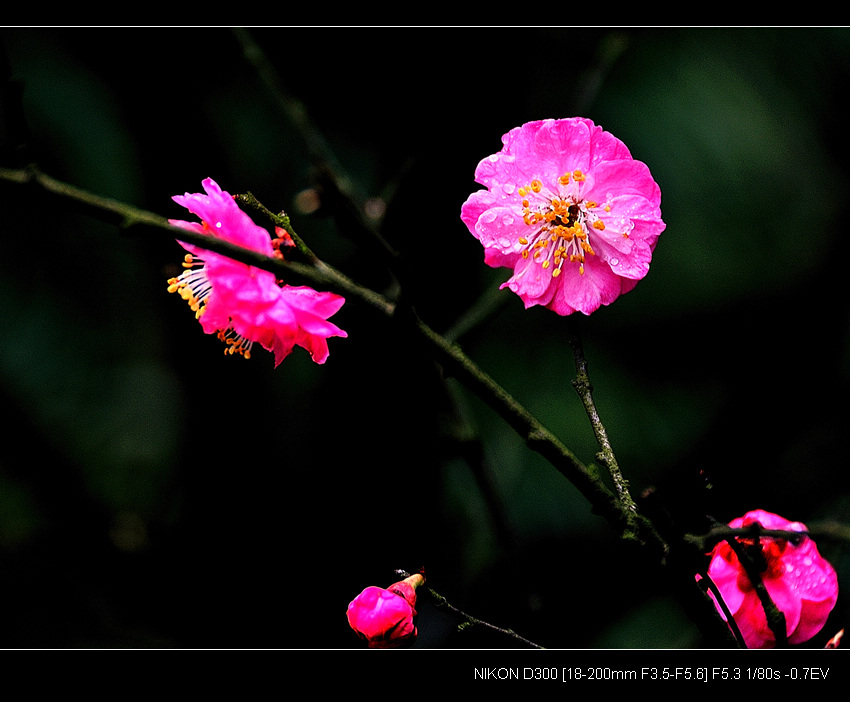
[167,253,211,319]
[167,253,254,359]
[516,170,608,277]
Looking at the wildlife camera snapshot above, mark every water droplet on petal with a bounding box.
[502,214,515,226]
[609,257,619,267]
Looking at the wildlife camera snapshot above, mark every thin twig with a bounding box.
[395,570,544,649]
[695,569,747,648]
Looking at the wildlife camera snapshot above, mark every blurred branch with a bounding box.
[231,27,404,276]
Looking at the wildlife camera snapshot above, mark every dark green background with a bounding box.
[1,27,848,649]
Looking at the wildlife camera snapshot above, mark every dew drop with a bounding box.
[609,257,619,267]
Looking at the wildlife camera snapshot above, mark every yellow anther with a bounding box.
[593,220,606,231]
[518,237,528,245]
[518,186,528,197]
[542,260,550,269]
[559,173,570,185]
[573,170,585,181]
[553,267,562,277]
[530,179,542,193]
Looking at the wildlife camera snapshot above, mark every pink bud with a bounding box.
[347,574,425,649]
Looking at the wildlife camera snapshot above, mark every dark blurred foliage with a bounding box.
[0,27,849,649]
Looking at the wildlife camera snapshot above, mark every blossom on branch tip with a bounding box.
[166,178,347,366]
[700,509,838,648]
[460,118,665,316]
[346,574,425,648]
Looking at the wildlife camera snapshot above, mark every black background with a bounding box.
[1,27,849,651]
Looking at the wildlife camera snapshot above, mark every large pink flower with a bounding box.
[346,574,424,649]
[461,118,665,315]
[166,178,347,366]
[702,509,839,648]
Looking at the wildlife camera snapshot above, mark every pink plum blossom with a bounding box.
[346,574,425,648]
[166,178,346,366]
[461,118,665,315]
[702,509,838,648]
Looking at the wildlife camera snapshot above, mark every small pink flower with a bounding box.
[702,509,839,648]
[347,574,424,648]
[166,178,347,366]
[460,118,665,315]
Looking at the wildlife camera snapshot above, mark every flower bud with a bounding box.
[346,574,425,649]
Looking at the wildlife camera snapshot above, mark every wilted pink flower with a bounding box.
[702,509,838,648]
[347,574,424,648]
[166,178,347,366]
[460,118,665,315]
